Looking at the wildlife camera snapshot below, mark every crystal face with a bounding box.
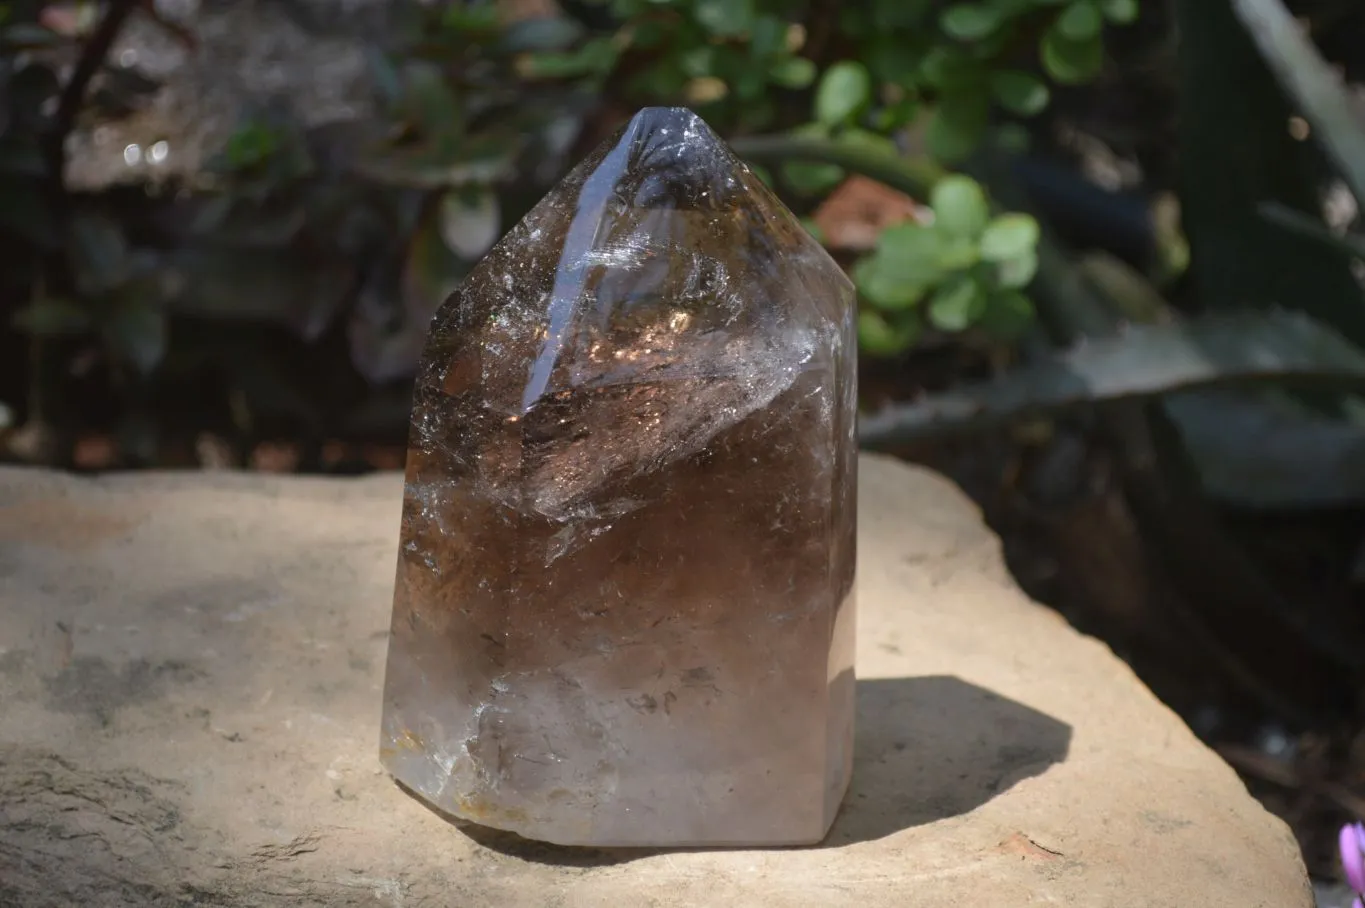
[380,107,858,847]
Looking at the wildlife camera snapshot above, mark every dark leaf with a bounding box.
[939,4,1003,41]
[12,298,93,336]
[162,249,356,342]
[925,89,989,161]
[0,177,58,247]
[500,16,586,53]
[1056,2,1103,40]
[103,300,168,375]
[69,212,130,295]
[0,139,48,176]
[1,22,64,49]
[1040,25,1104,84]
[694,0,755,36]
[859,310,1365,447]
[990,70,1050,116]
[977,289,1036,340]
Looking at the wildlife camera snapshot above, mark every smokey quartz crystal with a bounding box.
[380,107,858,847]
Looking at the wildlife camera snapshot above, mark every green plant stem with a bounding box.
[729,135,945,199]
[1229,0,1365,208]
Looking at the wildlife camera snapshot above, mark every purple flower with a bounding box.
[1340,821,1365,894]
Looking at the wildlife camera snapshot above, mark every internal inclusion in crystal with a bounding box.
[380,107,858,847]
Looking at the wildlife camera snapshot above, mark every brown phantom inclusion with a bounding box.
[380,107,857,847]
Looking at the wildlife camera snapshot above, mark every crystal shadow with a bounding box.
[400,674,1072,865]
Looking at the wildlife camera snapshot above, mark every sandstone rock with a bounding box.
[0,456,1312,906]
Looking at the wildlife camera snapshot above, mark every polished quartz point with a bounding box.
[380,107,857,847]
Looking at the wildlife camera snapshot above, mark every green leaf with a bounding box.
[979,213,1041,261]
[919,46,982,90]
[927,275,988,331]
[1041,24,1104,84]
[853,255,928,310]
[873,97,920,132]
[872,0,935,29]
[12,298,93,336]
[442,3,498,32]
[925,90,989,162]
[858,309,921,356]
[814,61,872,126]
[939,4,1003,41]
[938,237,981,271]
[1099,0,1138,23]
[1057,2,1103,40]
[867,36,922,88]
[930,175,990,239]
[991,70,1050,116]
[750,15,787,58]
[876,222,949,285]
[694,0,754,36]
[996,247,1040,288]
[978,290,1036,340]
[224,123,282,170]
[769,56,817,89]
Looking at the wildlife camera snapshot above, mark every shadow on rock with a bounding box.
[431,674,1071,865]
[824,674,1072,845]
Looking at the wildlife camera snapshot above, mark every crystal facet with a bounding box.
[380,107,858,847]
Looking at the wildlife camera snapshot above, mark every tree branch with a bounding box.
[44,0,140,186]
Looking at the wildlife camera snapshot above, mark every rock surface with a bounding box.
[0,455,1312,907]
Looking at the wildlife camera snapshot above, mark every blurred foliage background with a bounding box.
[6,0,1365,893]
